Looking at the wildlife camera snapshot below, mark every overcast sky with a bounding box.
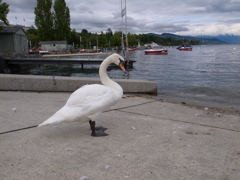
[4,0,240,36]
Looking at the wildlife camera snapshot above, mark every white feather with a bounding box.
[38,53,125,127]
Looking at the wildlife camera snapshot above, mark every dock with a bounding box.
[2,57,136,72]
[42,52,111,57]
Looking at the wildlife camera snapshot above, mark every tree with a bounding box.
[26,26,39,47]
[128,33,137,47]
[34,0,54,41]
[69,29,80,47]
[110,31,122,47]
[106,28,113,45]
[98,32,108,48]
[81,29,88,34]
[53,0,71,41]
[138,34,150,44]
[79,29,91,48]
[0,0,9,29]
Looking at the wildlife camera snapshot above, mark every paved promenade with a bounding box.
[0,91,239,180]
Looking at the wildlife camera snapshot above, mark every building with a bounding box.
[38,41,69,52]
[0,26,28,57]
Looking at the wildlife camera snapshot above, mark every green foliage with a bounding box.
[34,0,70,41]
[34,0,54,41]
[81,29,88,34]
[137,34,200,46]
[26,26,38,47]
[69,29,80,47]
[66,28,200,49]
[110,31,122,47]
[106,28,113,43]
[53,0,71,41]
[98,32,108,48]
[0,0,9,29]
[128,33,138,46]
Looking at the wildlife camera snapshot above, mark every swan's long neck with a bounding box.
[99,56,123,97]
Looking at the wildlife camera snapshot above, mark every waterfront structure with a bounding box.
[38,41,69,52]
[0,26,28,57]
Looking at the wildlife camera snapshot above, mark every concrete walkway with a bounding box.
[0,91,239,180]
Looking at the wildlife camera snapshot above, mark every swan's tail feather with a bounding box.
[38,121,49,127]
[38,116,63,127]
[38,119,61,127]
[38,113,63,127]
[38,107,67,127]
[38,118,54,127]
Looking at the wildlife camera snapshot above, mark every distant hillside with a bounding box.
[195,35,240,44]
[148,33,228,44]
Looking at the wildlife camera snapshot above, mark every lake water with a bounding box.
[14,44,240,110]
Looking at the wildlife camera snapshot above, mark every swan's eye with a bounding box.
[118,59,126,72]
[119,58,124,64]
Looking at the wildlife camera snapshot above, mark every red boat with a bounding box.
[177,43,192,51]
[29,47,50,54]
[128,48,138,51]
[144,44,168,54]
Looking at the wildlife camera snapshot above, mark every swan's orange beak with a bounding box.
[119,62,126,72]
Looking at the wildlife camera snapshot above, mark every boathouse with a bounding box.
[0,26,28,57]
[38,41,69,52]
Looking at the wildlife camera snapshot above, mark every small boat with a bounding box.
[177,43,192,51]
[144,44,168,54]
[29,47,50,54]
[128,48,138,51]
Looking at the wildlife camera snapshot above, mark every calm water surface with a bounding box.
[15,44,240,109]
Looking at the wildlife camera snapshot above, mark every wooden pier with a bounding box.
[3,57,136,72]
[42,52,111,58]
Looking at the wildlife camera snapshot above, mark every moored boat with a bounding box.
[144,44,168,54]
[29,47,50,54]
[128,48,138,51]
[177,43,192,51]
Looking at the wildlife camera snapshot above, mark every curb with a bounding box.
[0,74,157,94]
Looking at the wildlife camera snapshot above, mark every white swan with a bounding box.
[38,53,126,136]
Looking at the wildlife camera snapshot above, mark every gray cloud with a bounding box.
[4,0,240,36]
[204,0,240,12]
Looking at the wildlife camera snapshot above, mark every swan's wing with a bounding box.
[38,106,88,126]
[39,84,120,126]
[66,84,119,113]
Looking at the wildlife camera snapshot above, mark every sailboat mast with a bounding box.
[121,0,124,55]
[125,0,128,51]
[120,0,129,63]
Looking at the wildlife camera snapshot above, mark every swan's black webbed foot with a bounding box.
[91,130,109,137]
[95,126,108,131]
[89,120,109,137]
